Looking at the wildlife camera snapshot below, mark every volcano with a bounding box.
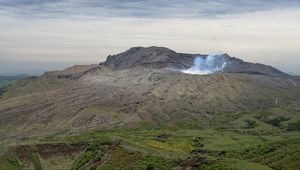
[1,46,298,138]
[0,47,300,170]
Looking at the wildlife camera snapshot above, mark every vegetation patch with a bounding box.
[0,155,21,170]
[72,140,111,170]
[288,120,300,131]
[242,119,257,129]
[266,116,291,127]
[143,137,194,154]
[202,158,272,170]
[225,138,300,170]
[98,146,178,170]
[256,108,292,128]
[177,156,215,169]
[154,134,172,142]
[36,142,86,159]
[26,148,42,170]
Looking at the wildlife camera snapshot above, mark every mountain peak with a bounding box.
[102,46,287,77]
[103,46,196,70]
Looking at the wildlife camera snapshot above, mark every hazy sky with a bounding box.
[0,0,300,75]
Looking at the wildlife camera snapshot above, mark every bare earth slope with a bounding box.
[0,46,299,140]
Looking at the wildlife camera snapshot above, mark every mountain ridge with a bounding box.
[102,46,288,77]
[37,46,289,81]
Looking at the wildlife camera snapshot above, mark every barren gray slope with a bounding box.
[103,46,287,77]
[0,46,296,142]
[0,66,299,141]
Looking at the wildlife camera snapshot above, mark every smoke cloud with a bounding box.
[181,53,227,75]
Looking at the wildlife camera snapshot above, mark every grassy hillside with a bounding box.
[1,102,300,169]
[1,116,300,169]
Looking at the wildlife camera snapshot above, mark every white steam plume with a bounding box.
[181,52,227,75]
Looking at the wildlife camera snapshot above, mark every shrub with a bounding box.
[243,120,257,129]
[287,120,300,131]
[6,156,21,170]
[267,116,290,127]
[72,141,108,170]
[26,148,42,170]
[146,164,154,170]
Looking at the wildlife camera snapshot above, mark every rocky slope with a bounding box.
[103,46,287,77]
[103,46,197,70]
[0,47,299,142]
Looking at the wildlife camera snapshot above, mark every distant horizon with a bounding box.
[1,0,300,75]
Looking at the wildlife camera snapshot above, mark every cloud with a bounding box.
[0,0,299,19]
[0,1,300,75]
